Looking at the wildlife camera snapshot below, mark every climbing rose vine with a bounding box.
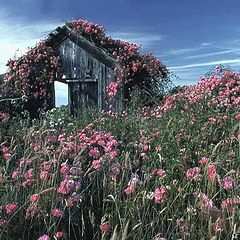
[2,42,62,100]
[67,19,169,101]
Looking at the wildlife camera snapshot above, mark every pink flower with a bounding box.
[30,194,40,203]
[124,186,133,195]
[186,167,200,180]
[213,218,224,232]
[154,186,168,203]
[109,151,118,159]
[235,114,240,119]
[11,171,20,179]
[89,147,100,158]
[60,163,70,175]
[3,153,11,160]
[24,168,34,179]
[39,171,48,181]
[100,223,111,233]
[221,176,234,190]
[66,197,74,208]
[199,157,208,165]
[151,168,166,177]
[55,231,64,238]
[38,235,50,240]
[92,160,101,170]
[221,196,239,210]
[197,192,215,209]
[5,203,17,214]
[208,164,216,182]
[2,146,10,154]
[51,208,63,218]
[57,179,75,195]
[42,161,52,171]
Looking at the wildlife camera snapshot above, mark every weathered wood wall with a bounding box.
[55,38,123,115]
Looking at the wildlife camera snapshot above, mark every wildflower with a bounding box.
[5,203,17,214]
[208,164,216,182]
[100,223,111,233]
[39,171,49,181]
[221,196,239,210]
[11,171,20,179]
[38,235,50,240]
[55,231,64,238]
[235,114,240,119]
[213,218,224,232]
[109,150,118,159]
[24,168,34,179]
[221,176,234,190]
[60,163,70,175]
[42,161,52,171]
[199,157,208,165]
[124,186,133,195]
[186,167,200,180]
[51,208,63,218]
[57,179,74,195]
[30,194,40,203]
[66,197,74,208]
[3,153,11,160]
[197,192,214,209]
[89,147,100,158]
[154,186,168,203]
[151,168,166,177]
[92,160,101,170]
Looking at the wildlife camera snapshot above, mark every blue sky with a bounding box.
[1,0,240,105]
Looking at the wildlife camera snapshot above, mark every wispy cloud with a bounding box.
[169,59,240,70]
[109,31,164,46]
[164,47,199,56]
[0,8,62,73]
[184,48,240,60]
[201,42,212,47]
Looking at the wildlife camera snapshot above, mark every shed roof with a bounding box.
[45,24,117,69]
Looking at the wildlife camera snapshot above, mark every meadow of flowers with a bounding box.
[0,66,240,239]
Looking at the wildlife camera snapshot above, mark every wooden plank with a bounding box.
[65,26,117,69]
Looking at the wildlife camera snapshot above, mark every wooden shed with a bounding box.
[45,24,122,116]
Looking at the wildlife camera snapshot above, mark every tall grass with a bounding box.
[0,67,239,239]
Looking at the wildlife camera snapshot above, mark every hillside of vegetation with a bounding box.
[0,66,240,240]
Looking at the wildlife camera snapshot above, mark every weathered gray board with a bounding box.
[56,38,123,115]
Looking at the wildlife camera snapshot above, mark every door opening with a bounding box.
[54,81,68,107]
